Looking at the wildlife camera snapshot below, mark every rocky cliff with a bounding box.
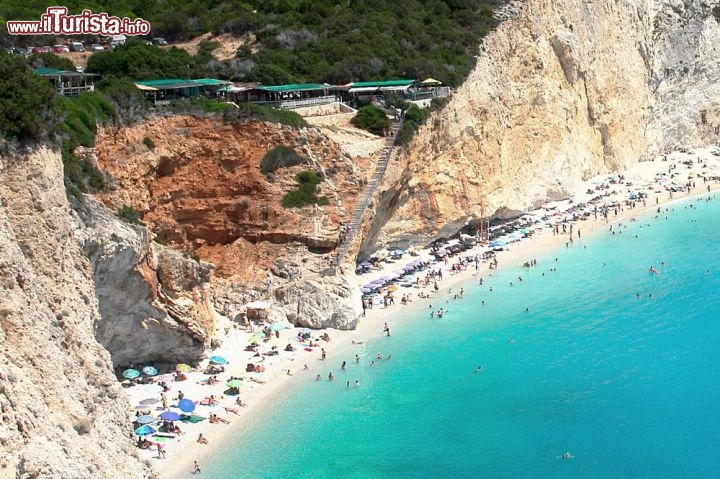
[92,116,371,328]
[0,147,152,478]
[75,198,216,367]
[361,0,720,253]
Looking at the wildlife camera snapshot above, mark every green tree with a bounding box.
[351,105,391,136]
[0,53,56,141]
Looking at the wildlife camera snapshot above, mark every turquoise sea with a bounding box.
[203,194,720,478]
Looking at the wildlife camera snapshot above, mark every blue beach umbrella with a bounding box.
[142,366,158,376]
[123,368,140,379]
[269,322,285,332]
[209,355,227,365]
[178,399,196,413]
[159,411,181,421]
[135,415,155,424]
[134,425,155,436]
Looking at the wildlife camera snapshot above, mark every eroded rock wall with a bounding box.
[647,1,720,148]
[76,200,216,367]
[0,147,153,478]
[367,0,656,249]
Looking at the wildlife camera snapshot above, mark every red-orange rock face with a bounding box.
[94,116,365,282]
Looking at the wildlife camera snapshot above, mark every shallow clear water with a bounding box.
[203,195,720,478]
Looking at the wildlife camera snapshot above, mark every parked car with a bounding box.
[70,42,85,52]
[12,47,29,55]
[31,46,51,53]
[52,44,70,53]
[152,37,167,46]
[90,44,104,51]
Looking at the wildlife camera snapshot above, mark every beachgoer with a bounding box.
[197,433,208,444]
[193,460,202,473]
[321,348,326,360]
[383,323,391,336]
[475,366,482,373]
[328,372,334,381]
[316,374,321,381]
[341,361,347,370]
[355,354,360,363]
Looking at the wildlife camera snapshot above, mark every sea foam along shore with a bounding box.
[136,146,720,479]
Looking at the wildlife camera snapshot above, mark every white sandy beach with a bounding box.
[125,146,720,478]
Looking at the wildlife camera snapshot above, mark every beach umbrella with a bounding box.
[176,363,192,372]
[135,415,155,424]
[142,366,158,376]
[178,399,195,413]
[159,411,181,421]
[209,355,227,365]
[123,368,140,379]
[269,322,285,332]
[134,425,155,436]
[245,301,270,309]
[387,285,398,292]
[139,398,159,405]
[226,379,244,389]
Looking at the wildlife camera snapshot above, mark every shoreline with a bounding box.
[148,148,720,478]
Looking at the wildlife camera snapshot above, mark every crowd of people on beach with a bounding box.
[123,150,720,475]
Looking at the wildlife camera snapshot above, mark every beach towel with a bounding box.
[179,415,207,423]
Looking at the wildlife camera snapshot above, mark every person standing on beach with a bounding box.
[383,323,391,336]
[321,348,326,360]
[193,461,201,474]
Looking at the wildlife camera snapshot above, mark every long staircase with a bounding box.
[332,119,402,272]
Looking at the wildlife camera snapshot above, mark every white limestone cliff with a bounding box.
[0,147,153,478]
[362,0,720,251]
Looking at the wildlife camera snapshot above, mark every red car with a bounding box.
[31,46,51,53]
[52,44,69,53]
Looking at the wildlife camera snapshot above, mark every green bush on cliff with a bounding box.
[117,205,144,225]
[261,145,306,173]
[281,170,329,208]
[351,105,391,136]
[395,104,432,146]
[54,93,116,196]
[225,103,309,128]
[0,53,56,141]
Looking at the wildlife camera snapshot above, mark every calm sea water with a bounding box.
[202,195,720,479]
